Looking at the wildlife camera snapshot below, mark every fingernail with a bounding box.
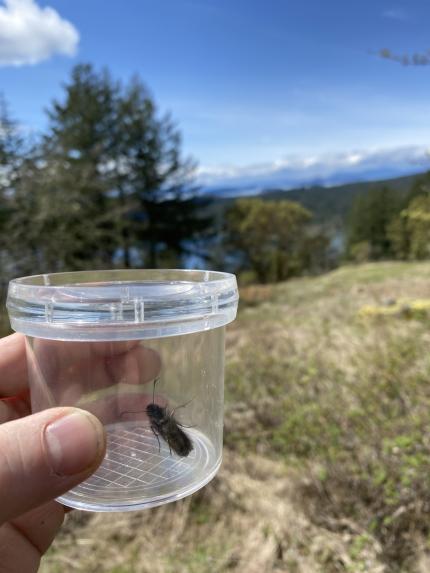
[44,411,104,476]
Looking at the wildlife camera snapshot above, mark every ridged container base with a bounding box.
[57,423,220,512]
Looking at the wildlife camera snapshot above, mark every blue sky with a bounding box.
[1,0,430,188]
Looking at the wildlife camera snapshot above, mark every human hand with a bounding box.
[0,333,160,573]
[28,338,162,422]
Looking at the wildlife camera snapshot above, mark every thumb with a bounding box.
[0,407,106,524]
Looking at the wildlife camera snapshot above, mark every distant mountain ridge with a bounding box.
[205,172,426,226]
[200,145,430,197]
[262,172,424,224]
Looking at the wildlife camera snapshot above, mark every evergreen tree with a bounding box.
[114,77,209,268]
[389,192,430,260]
[0,97,16,240]
[26,63,207,271]
[347,186,402,260]
[39,64,121,270]
[381,173,430,261]
[405,171,430,205]
[0,96,33,279]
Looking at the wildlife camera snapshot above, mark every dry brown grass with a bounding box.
[42,452,386,573]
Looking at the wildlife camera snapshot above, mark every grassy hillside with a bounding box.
[41,262,430,573]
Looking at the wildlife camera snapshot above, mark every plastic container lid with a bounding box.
[7,269,239,341]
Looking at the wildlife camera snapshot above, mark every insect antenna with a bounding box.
[152,377,159,403]
[119,377,160,419]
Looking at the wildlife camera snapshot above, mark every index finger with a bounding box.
[0,333,28,397]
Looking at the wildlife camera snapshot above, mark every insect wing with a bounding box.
[165,418,193,457]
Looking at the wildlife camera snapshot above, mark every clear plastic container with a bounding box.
[6,269,238,512]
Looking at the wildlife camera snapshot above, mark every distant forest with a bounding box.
[1,63,430,288]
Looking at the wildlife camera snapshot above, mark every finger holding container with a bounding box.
[6,269,239,512]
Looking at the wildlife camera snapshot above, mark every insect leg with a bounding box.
[150,425,161,453]
[119,409,145,419]
[170,397,194,417]
[169,398,195,430]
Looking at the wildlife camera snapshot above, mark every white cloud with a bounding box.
[0,0,79,66]
[197,145,430,190]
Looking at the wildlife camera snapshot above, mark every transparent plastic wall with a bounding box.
[7,270,238,512]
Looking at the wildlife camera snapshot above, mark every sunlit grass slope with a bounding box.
[42,262,430,573]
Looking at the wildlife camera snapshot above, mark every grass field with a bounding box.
[40,262,430,573]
